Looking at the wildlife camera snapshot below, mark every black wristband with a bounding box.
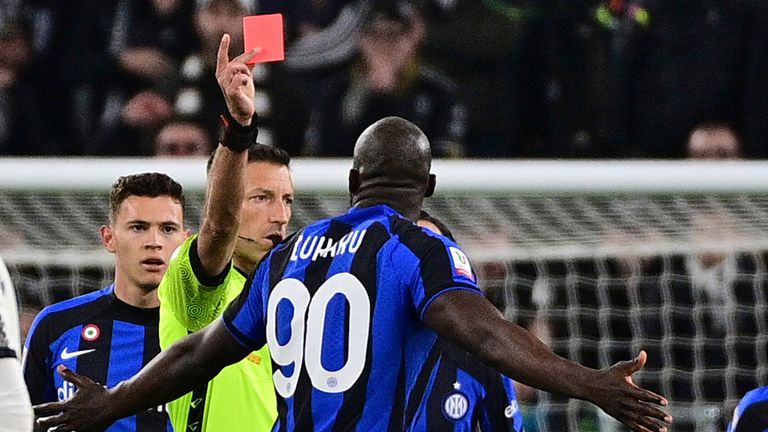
[218,112,258,152]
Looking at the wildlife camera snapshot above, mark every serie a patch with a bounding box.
[449,247,474,281]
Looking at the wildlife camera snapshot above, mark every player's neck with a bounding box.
[113,274,160,308]
[353,185,423,221]
[354,197,420,221]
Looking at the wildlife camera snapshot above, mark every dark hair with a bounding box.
[418,210,454,241]
[110,173,185,219]
[206,143,291,173]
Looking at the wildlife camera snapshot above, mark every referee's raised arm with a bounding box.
[198,33,260,277]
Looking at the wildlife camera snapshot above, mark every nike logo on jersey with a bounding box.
[60,347,95,360]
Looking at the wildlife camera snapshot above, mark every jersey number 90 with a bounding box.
[266,272,370,397]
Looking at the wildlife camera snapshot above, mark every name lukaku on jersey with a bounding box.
[290,229,367,262]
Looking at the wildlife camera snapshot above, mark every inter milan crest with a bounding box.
[81,323,100,342]
[443,382,469,421]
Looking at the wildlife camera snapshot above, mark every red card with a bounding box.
[243,14,285,64]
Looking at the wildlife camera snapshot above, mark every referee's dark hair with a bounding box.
[206,143,291,174]
[109,173,185,220]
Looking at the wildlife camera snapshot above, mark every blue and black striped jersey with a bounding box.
[405,340,523,432]
[223,204,482,431]
[728,386,768,432]
[23,284,171,432]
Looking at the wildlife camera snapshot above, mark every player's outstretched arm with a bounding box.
[424,290,672,432]
[197,34,259,276]
[33,318,249,432]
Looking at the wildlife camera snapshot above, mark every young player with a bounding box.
[24,173,187,431]
[0,254,33,432]
[36,117,672,432]
[158,34,293,432]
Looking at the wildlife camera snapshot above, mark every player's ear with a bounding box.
[424,174,436,198]
[348,169,361,195]
[100,225,116,253]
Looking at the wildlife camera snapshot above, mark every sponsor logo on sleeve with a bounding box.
[504,400,519,419]
[449,247,474,281]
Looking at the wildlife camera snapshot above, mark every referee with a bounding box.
[156,33,292,432]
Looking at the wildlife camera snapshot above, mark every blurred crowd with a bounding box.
[1,0,767,159]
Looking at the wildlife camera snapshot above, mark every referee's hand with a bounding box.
[34,365,115,432]
[216,33,260,127]
[589,351,673,432]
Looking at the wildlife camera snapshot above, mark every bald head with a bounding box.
[353,116,431,181]
[349,117,436,220]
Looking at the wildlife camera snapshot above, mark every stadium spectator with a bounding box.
[0,253,33,432]
[88,90,174,156]
[37,116,671,432]
[539,0,614,158]
[87,0,251,156]
[259,0,371,155]
[84,0,197,155]
[116,0,196,92]
[168,0,273,148]
[15,0,115,154]
[0,18,55,155]
[158,34,292,432]
[727,386,768,432]
[412,211,524,431]
[24,173,187,431]
[419,0,547,157]
[686,122,742,160]
[260,0,363,62]
[153,118,212,157]
[303,1,467,157]
[606,0,768,158]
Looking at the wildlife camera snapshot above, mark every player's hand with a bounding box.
[33,365,116,432]
[588,351,672,432]
[215,33,260,127]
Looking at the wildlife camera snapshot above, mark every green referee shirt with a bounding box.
[158,235,276,432]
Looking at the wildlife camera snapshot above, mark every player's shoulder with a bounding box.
[390,213,463,255]
[37,286,113,318]
[27,286,114,340]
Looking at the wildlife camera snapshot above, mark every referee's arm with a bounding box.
[196,34,257,278]
[424,290,672,432]
[34,318,249,432]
